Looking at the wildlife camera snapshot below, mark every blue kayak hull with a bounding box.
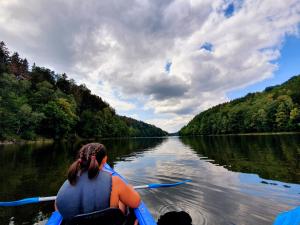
[46,163,157,225]
[273,206,300,225]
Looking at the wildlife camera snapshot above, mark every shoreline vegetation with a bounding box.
[2,132,300,145]
[212,131,300,136]
[180,131,300,137]
[0,41,168,142]
[180,75,300,136]
[0,135,171,145]
[0,138,54,145]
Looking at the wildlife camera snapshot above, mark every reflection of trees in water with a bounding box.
[101,137,166,166]
[180,135,300,184]
[0,137,166,225]
[74,137,166,167]
[0,142,72,225]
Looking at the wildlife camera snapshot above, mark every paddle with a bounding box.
[134,180,192,189]
[0,180,191,207]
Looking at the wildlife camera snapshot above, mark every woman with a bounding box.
[55,143,141,222]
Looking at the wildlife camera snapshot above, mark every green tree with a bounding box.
[16,104,44,139]
[41,98,78,139]
[0,41,9,73]
[275,95,293,131]
[30,66,56,86]
[290,107,300,130]
[251,109,268,131]
[0,73,32,139]
[31,81,55,109]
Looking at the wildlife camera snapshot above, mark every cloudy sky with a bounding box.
[1,0,300,132]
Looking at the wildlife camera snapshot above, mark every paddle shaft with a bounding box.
[30,185,146,203]
[0,180,191,206]
[38,185,148,201]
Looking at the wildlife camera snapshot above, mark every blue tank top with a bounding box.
[56,170,112,221]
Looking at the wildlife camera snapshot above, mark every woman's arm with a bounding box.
[112,176,141,208]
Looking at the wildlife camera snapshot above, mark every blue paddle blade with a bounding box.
[148,180,192,188]
[46,211,63,225]
[0,197,39,206]
[273,206,300,225]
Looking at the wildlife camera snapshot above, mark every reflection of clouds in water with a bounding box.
[155,138,241,187]
[114,151,160,185]
[114,137,300,225]
[238,173,300,205]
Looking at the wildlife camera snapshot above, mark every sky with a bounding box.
[0,0,300,133]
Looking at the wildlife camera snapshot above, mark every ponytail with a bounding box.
[88,155,99,179]
[67,159,81,185]
[67,143,107,185]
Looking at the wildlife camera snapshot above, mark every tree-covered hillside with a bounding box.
[180,75,300,135]
[0,41,167,141]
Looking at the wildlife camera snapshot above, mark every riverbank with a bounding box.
[0,135,172,145]
[2,132,299,144]
[0,138,54,145]
[215,131,300,136]
[179,131,300,137]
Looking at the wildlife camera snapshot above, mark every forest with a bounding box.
[180,74,300,135]
[0,41,167,141]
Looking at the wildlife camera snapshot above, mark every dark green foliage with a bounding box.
[8,52,29,79]
[0,41,9,73]
[180,75,300,135]
[0,41,167,140]
[31,66,56,86]
[41,98,78,139]
[121,116,168,137]
[0,73,44,139]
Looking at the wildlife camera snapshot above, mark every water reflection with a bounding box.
[0,135,299,225]
[0,138,166,225]
[180,134,300,184]
[113,136,300,225]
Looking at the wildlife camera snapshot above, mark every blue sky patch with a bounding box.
[224,3,235,18]
[165,61,172,73]
[200,42,213,52]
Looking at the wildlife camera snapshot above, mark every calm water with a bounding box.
[0,135,300,225]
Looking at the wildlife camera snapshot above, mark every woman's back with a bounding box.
[55,143,140,223]
[56,170,112,221]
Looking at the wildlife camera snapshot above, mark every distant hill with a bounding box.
[120,116,167,137]
[0,41,167,140]
[168,132,179,136]
[180,75,300,135]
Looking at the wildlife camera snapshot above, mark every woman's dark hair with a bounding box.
[68,143,107,185]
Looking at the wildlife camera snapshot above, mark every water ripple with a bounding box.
[158,203,208,225]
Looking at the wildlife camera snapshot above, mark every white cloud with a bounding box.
[145,115,193,134]
[0,0,300,132]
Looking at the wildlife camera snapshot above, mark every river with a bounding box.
[0,134,299,224]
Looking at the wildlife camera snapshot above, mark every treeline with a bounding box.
[180,75,300,135]
[0,41,167,140]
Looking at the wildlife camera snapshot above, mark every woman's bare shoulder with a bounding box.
[112,175,124,185]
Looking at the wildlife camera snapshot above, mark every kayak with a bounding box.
[273,206,300,225]
[46,163,157,225]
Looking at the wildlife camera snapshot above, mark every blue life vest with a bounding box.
[56,170,112,221]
